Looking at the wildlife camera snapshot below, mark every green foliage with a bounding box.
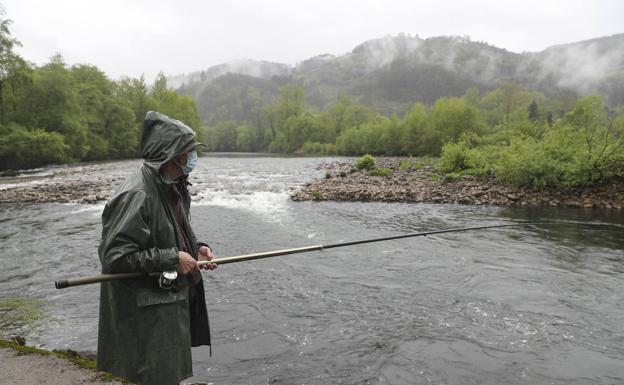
[0,123,68,169]
[425,97,483,155]
[438,132,490,177]
[206,121,238,152]
[356,154,376,170]
[0,14,202,170]
[369,167,392,177]
[439,96,624,189]
[493,137,561,189]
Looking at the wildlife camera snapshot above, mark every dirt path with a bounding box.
[0,348,125,385]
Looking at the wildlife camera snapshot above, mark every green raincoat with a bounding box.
[97,111,210,385]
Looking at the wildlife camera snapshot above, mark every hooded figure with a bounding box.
[97,111,214,385]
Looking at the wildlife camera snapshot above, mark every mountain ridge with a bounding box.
[171,33,624,126]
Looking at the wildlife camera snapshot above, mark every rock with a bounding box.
[11,336,26,346]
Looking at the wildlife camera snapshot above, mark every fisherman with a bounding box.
[97,111,217,385]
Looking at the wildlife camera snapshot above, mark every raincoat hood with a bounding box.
[140,111,201,169]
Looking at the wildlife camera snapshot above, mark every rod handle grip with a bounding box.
[55,280,69,289]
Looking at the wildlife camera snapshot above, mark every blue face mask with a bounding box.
[178,150,198,175]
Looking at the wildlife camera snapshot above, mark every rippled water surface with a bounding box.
[1,155,623,385]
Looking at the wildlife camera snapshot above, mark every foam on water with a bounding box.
[195,189,291,222]
[66,203,106,215]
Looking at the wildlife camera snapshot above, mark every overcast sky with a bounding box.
[4,0,623,82]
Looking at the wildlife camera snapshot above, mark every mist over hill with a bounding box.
[171,33,624,126]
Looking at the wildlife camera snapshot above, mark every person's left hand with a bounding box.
[198,245,218,270]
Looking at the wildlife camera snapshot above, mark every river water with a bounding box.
[1,155,623,385]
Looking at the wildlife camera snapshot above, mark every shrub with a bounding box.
[369,167,391,177]
[438,133,490,177]
[356,154,376,170]
[493,138,562,189]
[0,124,69,170]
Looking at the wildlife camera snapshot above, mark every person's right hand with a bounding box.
[177,251,198,275]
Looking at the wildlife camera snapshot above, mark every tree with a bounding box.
[528,100,539,122]
[401,102,428,155]
[481,83,533,124]
[0,14,22,124]
[424,97,482,155]
[235,124,256,152]
[28,54,89,159]
[116,74,151,122]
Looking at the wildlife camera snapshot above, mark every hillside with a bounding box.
[172,33,624,126]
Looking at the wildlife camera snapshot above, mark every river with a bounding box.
[1,155,623,385]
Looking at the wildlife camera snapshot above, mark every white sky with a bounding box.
[4,0,623,82]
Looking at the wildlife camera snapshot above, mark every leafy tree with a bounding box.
[28,54,89,160]
[528,100,539,122]
[480,83,533,124]
[401,102,428,154]
[424,97,482,155]
[235,124,257,152]
[206,121,238,151]
[116,75,152,122]
[0,14,21,124]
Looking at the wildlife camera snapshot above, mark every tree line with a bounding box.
[0,16,202,171]
[205,82,623,189]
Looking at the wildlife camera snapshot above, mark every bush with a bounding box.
[438,133,490,177]
[356,154,376,170]
[369,167,391,177]
[0,124,69,170]
[493,137,562,189]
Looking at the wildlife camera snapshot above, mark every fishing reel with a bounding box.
[158,271,178,290]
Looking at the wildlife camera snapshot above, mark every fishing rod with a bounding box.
[55,223,530,289]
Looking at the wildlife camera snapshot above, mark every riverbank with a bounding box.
[0,161,135,204]
[0,338,128,384]
[291,157,624,209]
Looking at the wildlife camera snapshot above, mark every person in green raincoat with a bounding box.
[97,111,217,385]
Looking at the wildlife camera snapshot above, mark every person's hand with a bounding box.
[177,251,198,275]
[198,245,218,270]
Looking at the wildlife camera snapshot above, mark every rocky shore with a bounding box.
[0,162,135,204]
[0,179,118,204]
[292,158,624,209]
